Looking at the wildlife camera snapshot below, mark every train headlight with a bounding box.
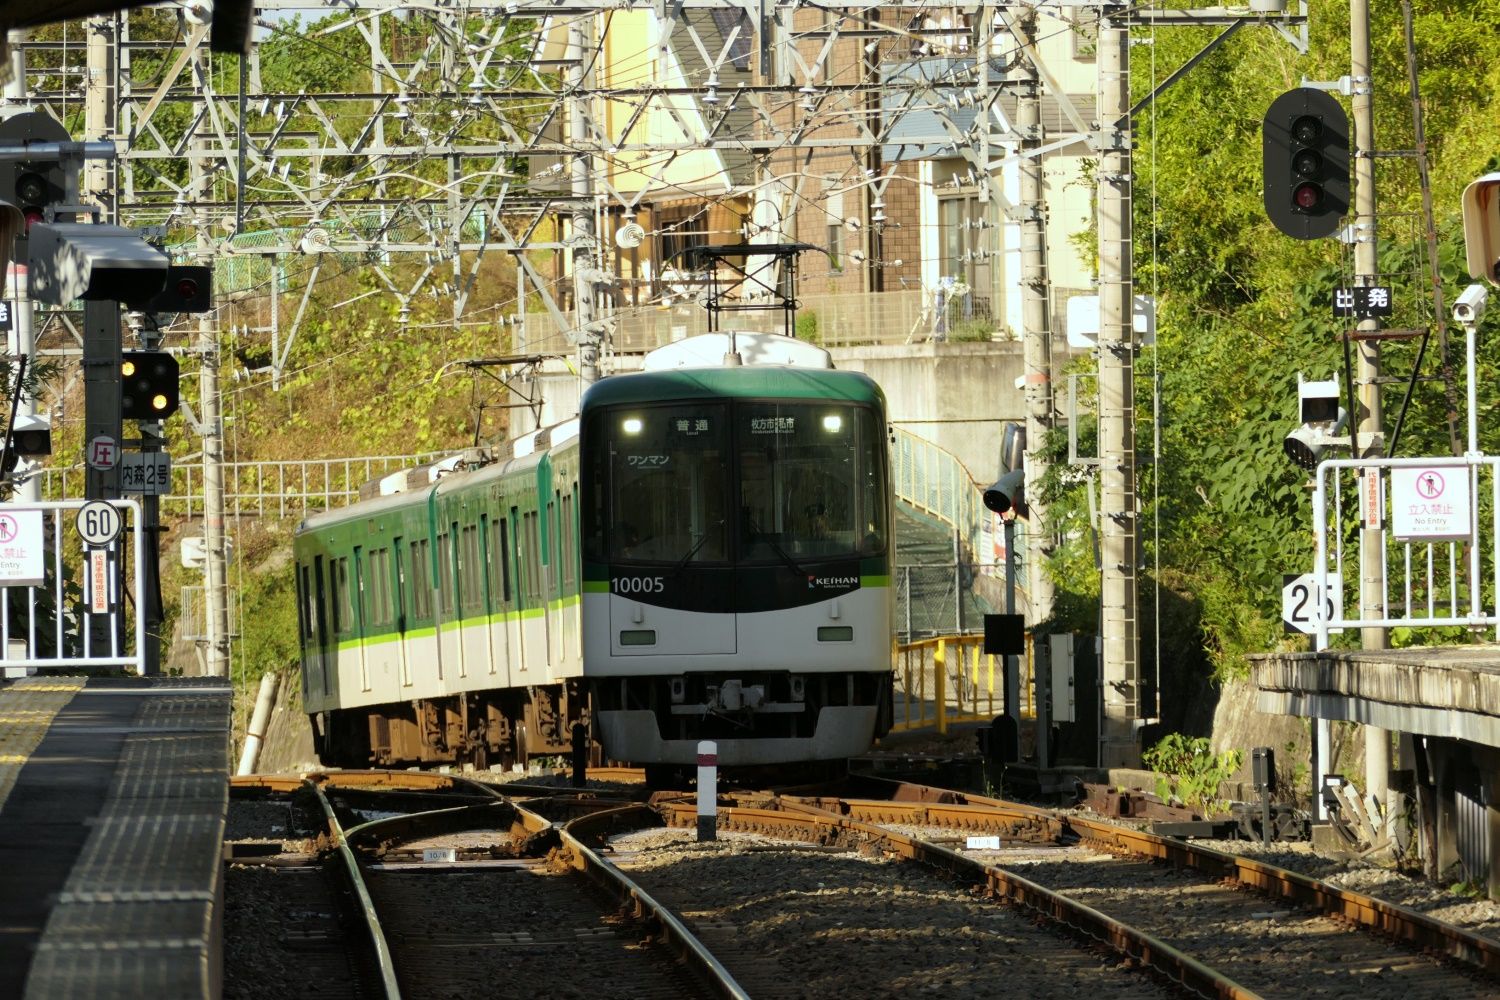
[622,417,643,435]
[669,678,686,703]
[821,414,842,433]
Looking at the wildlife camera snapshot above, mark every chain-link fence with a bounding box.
[890,428,1024,639]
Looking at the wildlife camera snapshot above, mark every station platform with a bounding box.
[0,675,231,1000]
[1253,644,1500,747]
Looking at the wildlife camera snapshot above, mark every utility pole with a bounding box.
[1013,11,1056,626]
[1350,0,1390,808]
[83,16,113,218]
[3,32,38,505]
[568,15,599,385]
[1096,3,1140,768]
[192,83,229,678]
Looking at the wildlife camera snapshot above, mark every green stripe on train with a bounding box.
[329,594,580,651]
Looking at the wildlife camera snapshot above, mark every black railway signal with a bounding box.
[1263,88,1350,240]
[121,351,181,420]
[130,263,213,314]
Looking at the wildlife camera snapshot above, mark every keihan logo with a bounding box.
[808,574,859,589]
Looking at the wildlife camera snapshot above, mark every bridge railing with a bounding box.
[0,499,145,676]
[889,633,1034,734]
[38,452,456,520]
[890,427,1023,635]
[1310,455,1500,646]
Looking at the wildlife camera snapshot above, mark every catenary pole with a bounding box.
[1014,10,1056,626]
[1350,0,1391,812]
[569,15,599,385]
[1096,2,1140,768]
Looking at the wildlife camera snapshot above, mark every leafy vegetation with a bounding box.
[1038,0,1500,692]
[16,3,1500,733]
[1143,733,1244,815]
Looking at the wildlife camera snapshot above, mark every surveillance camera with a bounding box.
[1454,283,1488,325]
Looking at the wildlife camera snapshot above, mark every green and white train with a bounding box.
[294,332,895,771]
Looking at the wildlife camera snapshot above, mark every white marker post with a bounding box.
[696,740,717,842]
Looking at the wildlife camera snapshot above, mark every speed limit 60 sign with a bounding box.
[1282,572,1344,634]
[76,500,123,547]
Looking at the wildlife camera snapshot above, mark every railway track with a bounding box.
[226,771,1500,999]
[226,771,744,999]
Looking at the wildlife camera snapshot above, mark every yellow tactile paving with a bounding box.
[0,678,86,810]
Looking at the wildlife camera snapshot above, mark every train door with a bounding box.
[510,507,526,675]
[525,509,548,668]
[297,563,316,703]
[353,546,370,692]
[312,556,331,698]
[393,536,411,687]
[563,485,579,658]
[440,523,466,679]
[549,493,562,664]
[479,515,498,677]
[495,512,515,680]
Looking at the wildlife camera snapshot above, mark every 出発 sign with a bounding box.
[1391,465,1472,541]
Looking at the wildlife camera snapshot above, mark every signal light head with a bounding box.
[120,350,181,420]
[15,172,46,205]
[1294,182,1323,210]
[1292,149,1322,177]
[1291,115,1321,145]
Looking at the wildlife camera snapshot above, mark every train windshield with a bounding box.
[589,399,886,567]
[738,402,886,563]
[604,403,731,564]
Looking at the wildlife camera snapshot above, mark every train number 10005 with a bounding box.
[611,576,666,594]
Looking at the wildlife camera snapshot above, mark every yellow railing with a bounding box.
[890,634,1034,734]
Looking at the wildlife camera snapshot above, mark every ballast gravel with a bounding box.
[606,828,1178,1000]
[1199,837,1500,943]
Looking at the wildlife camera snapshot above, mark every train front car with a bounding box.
[579,349,895,769]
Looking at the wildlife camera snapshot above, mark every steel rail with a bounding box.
[653,799,1256,1000]
[562,805,753,1000]
[305,779,405,1000]
[787,795,1065,843]
[1064,811,1500,977]
[850,777,1500,980]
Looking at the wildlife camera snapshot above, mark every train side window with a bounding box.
[352,547,368,637]
[478,515,493,612]
[523,510,541,606]
[392,538,407,631]
[509,507,523,609]
[562,487,577,590]
[493,516,513,605]
[297,564,316,640]
[409,539,432,619]
[460,523,482,614]
[436,530,455,616]
[331,556,354,635]
[549,496,560,598]
[367,548,392,627]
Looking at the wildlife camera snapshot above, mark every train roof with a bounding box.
[643,332,832,369]
[580,363,884,412]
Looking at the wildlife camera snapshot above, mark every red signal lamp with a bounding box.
[1293,182,1323,210]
